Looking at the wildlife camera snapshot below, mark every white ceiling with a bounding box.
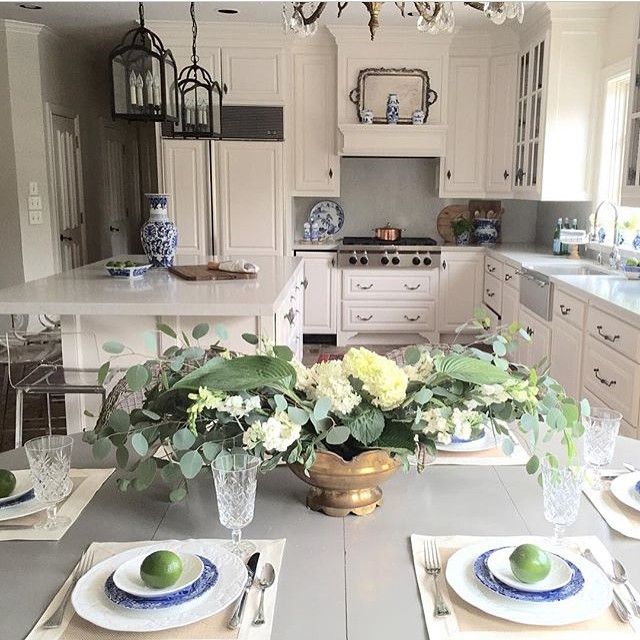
[0,1,535,49]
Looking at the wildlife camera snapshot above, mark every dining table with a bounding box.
[1,433,640,640]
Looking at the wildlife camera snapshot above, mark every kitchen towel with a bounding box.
[411,534,638,639]
[27,538,285,640]
[0,468,113,541]
[583,484,640,540]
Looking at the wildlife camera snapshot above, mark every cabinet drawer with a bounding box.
[503,262,520,291]
[580,386,638,437]
[553,288,585,330]
[582,336,640,426]
[342,270,437,300]
[483,272,502,315]
[587,305,640,363]
[485,256,503,279]
[342,302,435,332]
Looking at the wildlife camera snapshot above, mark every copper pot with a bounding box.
[373,223,403,242]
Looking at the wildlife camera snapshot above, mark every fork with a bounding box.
[424,538,450,617]
[42,547,94,629]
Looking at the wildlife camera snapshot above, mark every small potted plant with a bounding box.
[451,217,474,246]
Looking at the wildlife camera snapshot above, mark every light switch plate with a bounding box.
[29,182,39,196]
[29,210,43,225]
[28,195,42,210]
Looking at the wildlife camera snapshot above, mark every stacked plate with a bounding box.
[446,541,612,625]
[609,470,640,513]
[72,541,248,632]
[0,470,46,522]
[435,427,499,453]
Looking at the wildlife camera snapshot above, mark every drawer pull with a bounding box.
[404,314,421,322]
[356,283,374,290]
[560,304,571,316]
[301,278,309,290]
[356,314,373,321]
[593,368,617,387]
[596,325,620,343]
[485,289,495,298]
[487,265,496,273]
[404,283,421,291]
[284,309,296,325]
[504,274,512,281]
[526,326,534,337]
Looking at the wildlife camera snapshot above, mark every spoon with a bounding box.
[252,563,276,626]
[612,558,640,616]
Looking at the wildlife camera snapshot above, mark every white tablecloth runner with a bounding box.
[583,484,640,540]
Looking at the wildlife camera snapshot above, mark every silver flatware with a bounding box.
[424,538,450,617]
[42,547,94,629]
[583,549,634,622]
[252,563,276,626]
[623,463,638,473]
[613,591,632,623]
[228,551,260,630]
[0,524,36,531]
[612,558,640,616]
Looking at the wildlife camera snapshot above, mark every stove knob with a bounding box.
[348,252,358,265]
[391,254,400,266]
[423,255,432,266]
[412,254,421,266]
[381,252,390,265]
[360,253,369,265]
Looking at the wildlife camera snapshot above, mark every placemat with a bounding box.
[27,538,285,640]
[410,534,639,639]
[0,468,114,541]
[583,485,640,540]
[431,433,530,466]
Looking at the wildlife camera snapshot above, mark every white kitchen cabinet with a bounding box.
[440,57,488,197]
[293,52,339,196]
[622,8,640,206]
[216,141,284,256]
[518,305,551,369]
[438,251,484,333]
[501,283,519,327]
[486,54,517,196]
[161,139,212,255]
[275,270,304,362]
[550,316,582,399]
[295,251,337,334]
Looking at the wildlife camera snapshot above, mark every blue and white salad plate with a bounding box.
[308,201,345,237]
[610,471,640,513]
[446,540,612,626]
[436,428,498,453]
[0,469,33,506]
[72,540,248,633]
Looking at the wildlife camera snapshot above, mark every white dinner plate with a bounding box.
[72,540,248,633]
[0,470,33,506]
[0,493,46,522]
[486,546,573,593]
[435,429,498,453]
[610,471,640,514]
[113,552,204,598]
[445,541,612,626]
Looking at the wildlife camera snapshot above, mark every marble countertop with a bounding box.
[0,255,303,317]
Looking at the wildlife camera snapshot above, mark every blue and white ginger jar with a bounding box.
[633,230,640,251]
[473,218,499,246]
[386,93,400,124]
[141,194,178,268]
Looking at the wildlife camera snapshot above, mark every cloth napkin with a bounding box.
[27,538,285,640]
[0,468,113,541]
[411,534,639,639]
[431,432,530,467]
[583,484,640,540]
[218,260,259,274]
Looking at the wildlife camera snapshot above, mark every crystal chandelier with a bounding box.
[282,1,524,40]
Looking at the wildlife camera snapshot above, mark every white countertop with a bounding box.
[292,239,340,251]
[0,255,303,317]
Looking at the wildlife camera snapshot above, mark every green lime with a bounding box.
[0,469,16,498]
[140,550,183,589]
[626,257,639,267]
[509,544,551,584]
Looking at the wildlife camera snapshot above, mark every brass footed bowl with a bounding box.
[289,449,401,517]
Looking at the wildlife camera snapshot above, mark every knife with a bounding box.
[228,551,260,630]
[0,524,35,531]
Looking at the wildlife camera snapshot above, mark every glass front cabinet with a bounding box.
[622,12,640,207]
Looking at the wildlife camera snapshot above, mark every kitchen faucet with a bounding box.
[592,200,620,269]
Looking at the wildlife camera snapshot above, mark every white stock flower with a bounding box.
[243,412,301,453]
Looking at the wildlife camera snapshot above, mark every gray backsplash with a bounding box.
[293,157,594,247]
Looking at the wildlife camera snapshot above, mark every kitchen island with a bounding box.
[0,256,304,431]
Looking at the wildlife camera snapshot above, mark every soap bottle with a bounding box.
[561,217,570,255]
[552,218,562,255]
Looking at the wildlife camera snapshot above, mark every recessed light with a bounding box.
[217,8,238,15]
[19,3,42,9]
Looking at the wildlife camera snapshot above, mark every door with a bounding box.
[528,312,551,370]
[49,112,86,271]
[440,57,488,196]
[161,139,212,255]
[298,252,337,334]
[438,251,483,332]
[217,141,283,256]
[221,47,285,105]
[293,52,339,196]
[550,318,582,399]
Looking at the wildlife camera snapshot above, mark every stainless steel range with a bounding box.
[337,236,441,269]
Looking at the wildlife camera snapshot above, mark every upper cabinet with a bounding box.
[622,10,640,207]
[292,50,340,196]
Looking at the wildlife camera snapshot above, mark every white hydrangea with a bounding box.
[291,359,314,393]
[243,411,301,453]
[403,351,435,382]
[220,394,262,418]
[479,384,510,405]
[421,407,485,445]
[308,360,361,415]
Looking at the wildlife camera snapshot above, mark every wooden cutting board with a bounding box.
[169,265,257,281]
[436,205,469,243]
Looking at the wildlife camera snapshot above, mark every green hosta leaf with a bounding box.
[97,361,110,385]
[374,421,416,452]
[413,386,433,406]
[313,397,332,422]
[404,345,421,366]
[103,340,125,354]
[273,345,293,361]
[116,446,129,469]
[344,404,385,446]
[288,406,309,426]
[173,427,196,451]
[179,450,204,479]
[215,323,228,341]
[157,323,177,339]
[242,333,259,345]
[501,437,515,456]
[133,458,156,490]
[126,365,149,392]
[435,355,510,385]
[526,454,540,474]
[170,486,188,502]
[325,425,350,445]
[131,432,149,456]
[274,394,287,412]
[108,408,130,433]
[192,323,210,340]
[202,441,222,461]
[92,438,111,460]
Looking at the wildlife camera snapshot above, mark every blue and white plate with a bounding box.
[451,429,485,445]
[308,201,345,237]
[478,547,583,601]
[436,428,497,453]
[106,263,151,279]
[0,470,33,506]
[105,556,217,610]
[112,552,204,599]
[610,470,640,513]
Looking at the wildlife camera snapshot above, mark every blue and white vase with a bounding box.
[386,93,400,124]
[633,230,640,251]
[473,218,499,246]
[412,109,425,125]
[360,108,374,124]
[140,194,178,268]
[455,230,471,246]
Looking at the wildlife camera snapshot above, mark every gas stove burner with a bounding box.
[342,236,438,247]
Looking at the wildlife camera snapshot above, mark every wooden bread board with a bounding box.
[169,265,257,281]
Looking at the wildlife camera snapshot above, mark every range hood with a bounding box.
[338,123,448,157]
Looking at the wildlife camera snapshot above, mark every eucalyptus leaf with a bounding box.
[179,450,204,479]
[215,323,228,340]
[520,413,539,432]
[492,340,507,357]
[161,463,181,483]
[325,425,351,445]
[170,486,188,502]
[116,478,130,493]
[126,365,149,392]
[501,437,515,456]
[116,446,129,469]
[108,409,130,433]
[273,345,293,361]
[170,356,185,372]
[413,386,433,406]
[97,361,110,385]
[92,438,111,461]
[580,398,590,417]
[192,323,209,340]
[182,346,205,360]
[173,427,196,451]
[274,394,288,412]
[133,458,157,490]
[142,409,161,421]
[287,406,309,426]
[526,454,540,474]
[103,340,125,354]
[313,397,332,421]
[242,333,259,345]
[202,441,222,461]
[131,432,149,456]
[143,330,157,353]
[404,345,421,366]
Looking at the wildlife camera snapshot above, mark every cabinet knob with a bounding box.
[504,274,512,281]
[223,83,228,94]
[59,234,72,242]
[487,265,495,273]
[559,304,571,316]
[109,225,120,233]
[329,168,333,179]
[485,289,495,298]
[446,170,451,180]
[503,169,510,180]
[301,278,309,290]
[442,259,447,270]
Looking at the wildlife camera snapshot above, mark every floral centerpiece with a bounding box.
[85,315,586,514]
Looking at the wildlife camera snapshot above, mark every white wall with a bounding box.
[603,2,637,68]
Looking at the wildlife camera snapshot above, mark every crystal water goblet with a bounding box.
[24,435,73,530]
[212,453,260,556]
[583,407,622,489]
[542,459,584,546]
